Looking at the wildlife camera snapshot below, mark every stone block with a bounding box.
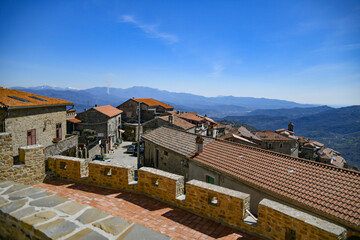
[76,208,109,224]
[21,211,57,226]
[64,228,108,240]
[119,223,170,240]
[93,217,133,236]
[35,218,79,239]
[30,195,68,208]
[55,201,87,215]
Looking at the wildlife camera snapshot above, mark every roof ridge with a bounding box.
[214,139,360,175]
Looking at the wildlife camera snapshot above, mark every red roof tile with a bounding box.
[0,87,73,108]
[255,130,292,141]
[192,140,360,227]
[67,118,82,123]
[93,105,122,118]
[159,115,195,130]
[133,98,174,109]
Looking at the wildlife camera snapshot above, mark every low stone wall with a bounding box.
[48,156,88,181]
[0,181,170,240]
[44,134,78,158]
[0,133,46,184]
[48,155,349,240]
[87,143,100,160]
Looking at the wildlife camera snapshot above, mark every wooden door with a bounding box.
[27,129,36,145]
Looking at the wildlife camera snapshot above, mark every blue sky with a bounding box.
[0,0,359,105]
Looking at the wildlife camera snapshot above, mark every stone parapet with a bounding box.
[138,167,184,204]
[44,134,78,158]
[258,199,347,239]
[49,155,88,181]
[185,180,250,227]
[0,133,45,184]
[47,155,351,240]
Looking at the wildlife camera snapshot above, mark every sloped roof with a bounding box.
[93,105,122,118]
[142,126,214,156]
[192,140,360,227]
[159,115,196,130]
[133,98,174,109]
[178,112,204,122]
[67,118,82,123]
[0,87,73,108]
[255,130,292,141]
[238,126,261,141]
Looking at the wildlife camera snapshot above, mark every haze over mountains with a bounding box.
[12,85,360,168]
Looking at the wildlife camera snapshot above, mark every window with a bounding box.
[208,195,218,206]
[285,228,296,240]
[164,151,168,156]
[27,129,36,145]
[268,143,273,149]
[56,123,62,140]
[206,175,215,184]
[279,143,283,148]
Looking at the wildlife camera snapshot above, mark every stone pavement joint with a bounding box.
[34,179,262,240]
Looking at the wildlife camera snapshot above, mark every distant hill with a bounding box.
[222,106,360,168]
[12,86,318,117]
[246,106,333,118]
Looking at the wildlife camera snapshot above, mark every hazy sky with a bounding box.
[0,0,359,105]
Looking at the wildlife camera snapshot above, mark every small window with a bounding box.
[206,175,215,184]
[208,195,218,206]
[280,143,283,148]
[152,178,159,186]
[268,143,273,149]
[164,151,168,156]
[104,168,112,177]
[56,123,62,140]
[285,228,296,240]
[29,96,47,101]
[60,162,66,170]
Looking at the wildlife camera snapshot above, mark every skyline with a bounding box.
[1,0,360,105]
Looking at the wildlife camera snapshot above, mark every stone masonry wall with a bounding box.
[44,134,78,158]
[0,133,46,184]
[5,106,67,156]
[48,155,350,240]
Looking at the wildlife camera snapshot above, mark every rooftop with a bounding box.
[142,126,214,157]
[93,105,123,118]
[0,87,73,109]
[255,130,292,141]
[192,140,360,227]
[133,98,174,109]
[238,126,261,141]
[159,115,196,130]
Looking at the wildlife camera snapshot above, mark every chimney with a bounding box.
[95,104,98,107]
[288,122,294,133]
[84,108,87,112]
[195,135,204,154]
[169,115,174,125]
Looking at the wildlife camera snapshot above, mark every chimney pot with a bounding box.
[196,135,204,153]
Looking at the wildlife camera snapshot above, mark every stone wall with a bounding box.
[44,134,78,158]
[0,133,46,184]
[3,106,67,156]
[48,155,351,240]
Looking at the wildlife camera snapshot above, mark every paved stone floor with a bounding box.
[34,180,262,240]
[107,141,138,168]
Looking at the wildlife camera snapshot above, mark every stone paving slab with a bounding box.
[119,223,171,240]
[0,181,171,240]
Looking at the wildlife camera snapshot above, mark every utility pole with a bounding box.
[137,102,141,169]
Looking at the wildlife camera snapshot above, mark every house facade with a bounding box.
[142,126,214,180]
[255,130,299,157]
[0,87,73,157]
[117,98,174,123]
[75,105,122,153]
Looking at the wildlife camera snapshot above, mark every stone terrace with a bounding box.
[34,179,261,240]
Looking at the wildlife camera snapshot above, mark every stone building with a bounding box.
[142,115,196,135]
[76,105,122,153]
[255,130,299,157]
[142,126,214,180]
[219,126,262,146]
[0,87,73,157]
[189,138,360,234]
[117,98,174,123]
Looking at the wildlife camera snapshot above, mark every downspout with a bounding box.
[1,104,9,132]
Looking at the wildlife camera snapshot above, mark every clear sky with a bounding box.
[0,0,359,105]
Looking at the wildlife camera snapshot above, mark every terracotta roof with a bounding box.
[192,140,360,227]
[93,105,123,118]
[67,118,82,123]
[255,130,292,141]
[178,112,205,122]
[219,133,257,145]
[133,98,174,109]
[0,87,73,108]
[67,109,76,112]
[159,115,196,130]
[238,126,261,141]
[142,126,214,157]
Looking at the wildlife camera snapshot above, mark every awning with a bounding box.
[67,118,82,123]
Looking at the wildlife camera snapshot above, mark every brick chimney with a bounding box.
[196,135,204,154]
[169,115,174,125]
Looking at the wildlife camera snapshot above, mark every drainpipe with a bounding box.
[1,105,9,132]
